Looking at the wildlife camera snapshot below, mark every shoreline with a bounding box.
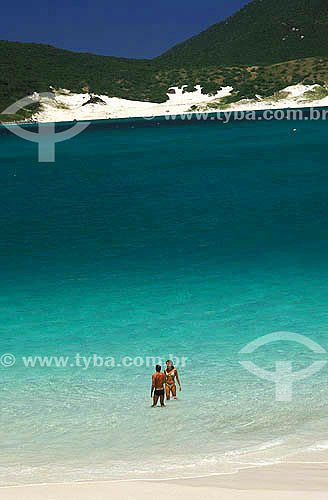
[1,463,328,499]
[1,102,328,128]
[1,83,327,125]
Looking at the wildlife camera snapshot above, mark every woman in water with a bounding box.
[164,360,181,400]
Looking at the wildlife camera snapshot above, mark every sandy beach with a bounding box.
[29,84,328,123]
[2,463,328,499]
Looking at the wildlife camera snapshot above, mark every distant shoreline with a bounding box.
[1,102,328,129]
[1,83,328,126]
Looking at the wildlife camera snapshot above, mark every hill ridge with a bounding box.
[1,0,328,120]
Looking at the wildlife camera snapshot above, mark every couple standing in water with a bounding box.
[151,360,182,407]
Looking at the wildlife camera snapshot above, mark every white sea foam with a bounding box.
[224,438,285,458]
[308,441,328,451]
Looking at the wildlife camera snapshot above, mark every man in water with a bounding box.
[151,365,166,408]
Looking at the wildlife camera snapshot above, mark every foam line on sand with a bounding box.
[1,463,328,500]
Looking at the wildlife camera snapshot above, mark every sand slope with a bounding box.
[32,84,328,123]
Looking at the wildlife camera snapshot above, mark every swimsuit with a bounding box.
[165,370,176,390]
[154,389,164,396]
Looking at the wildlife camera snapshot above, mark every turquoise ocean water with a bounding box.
[1,114,328,485]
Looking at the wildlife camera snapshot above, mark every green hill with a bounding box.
[0,40,159,119]
[1,0,328,121]
[156,0,328,67]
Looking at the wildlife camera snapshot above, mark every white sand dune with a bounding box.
[32,84,328,123]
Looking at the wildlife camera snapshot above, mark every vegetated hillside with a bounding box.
[155,57,328,98]
[156,0,328,67]
[2,0,328,121]
[0,40,165,120]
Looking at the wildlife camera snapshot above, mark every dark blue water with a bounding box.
[1,117,328,485]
